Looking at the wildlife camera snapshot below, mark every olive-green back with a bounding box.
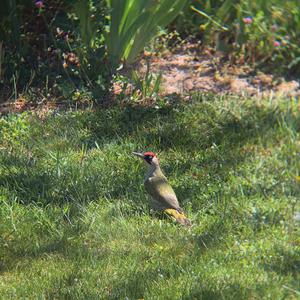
[144,173,181,211]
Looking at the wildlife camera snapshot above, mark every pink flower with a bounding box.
[273,41,281,47]
[35,1,44,8]
[243,17,253,24]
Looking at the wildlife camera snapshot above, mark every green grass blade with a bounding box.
[191,5,228,31]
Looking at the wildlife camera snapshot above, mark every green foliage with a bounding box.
[105,0,188,71]
[113,68,162,102]
[0,0,29,87]
[130,63,162,100]
[0,0,21,48]
[0,95,299,298]
[71,0,109,98]
[0,0,186,100]
[0,0,109,100]
[176,0,300,76]
[0,0,298,101]
[73,0,98,49]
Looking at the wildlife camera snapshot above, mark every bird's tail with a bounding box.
[164,208,191,226]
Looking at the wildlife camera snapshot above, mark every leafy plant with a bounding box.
[73,1,98,50]
[131,68,162,100]
[175,0,300,76]
[111,64,162,103]
[105,0,188,71]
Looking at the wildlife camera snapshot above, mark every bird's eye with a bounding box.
[144,155,153,164]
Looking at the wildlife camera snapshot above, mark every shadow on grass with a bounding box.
[0,98,298,298]
[1,100,285,208]
[85,101,283,151]
[263,246,300,277]
[1,99,294,263]
[193,218,230,252]
[183,283,254,300]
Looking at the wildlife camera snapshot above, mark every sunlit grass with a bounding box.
[0,94,299,299]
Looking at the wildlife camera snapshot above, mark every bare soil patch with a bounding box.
[1,45,299,115]
[137,46,299,98]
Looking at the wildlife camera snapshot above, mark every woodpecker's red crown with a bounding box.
[142,152,157,165]
[143,151,157,157]
[132,151,158,165]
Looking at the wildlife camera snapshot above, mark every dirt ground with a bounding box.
[137,46,300,98]
[1,45,299,115]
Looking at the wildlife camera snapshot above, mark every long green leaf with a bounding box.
[127,0,188,63]
[105,0,188,70]
[191,6,228,31]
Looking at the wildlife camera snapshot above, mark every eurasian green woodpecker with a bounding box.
[133,151,191,226]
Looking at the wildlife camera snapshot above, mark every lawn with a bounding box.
[0,94,299,299]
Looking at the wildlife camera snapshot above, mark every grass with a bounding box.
[0,94,299,299]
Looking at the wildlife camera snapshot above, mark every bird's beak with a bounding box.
[132,152,144,159]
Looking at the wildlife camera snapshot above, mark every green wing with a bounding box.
[144,175,181,211]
